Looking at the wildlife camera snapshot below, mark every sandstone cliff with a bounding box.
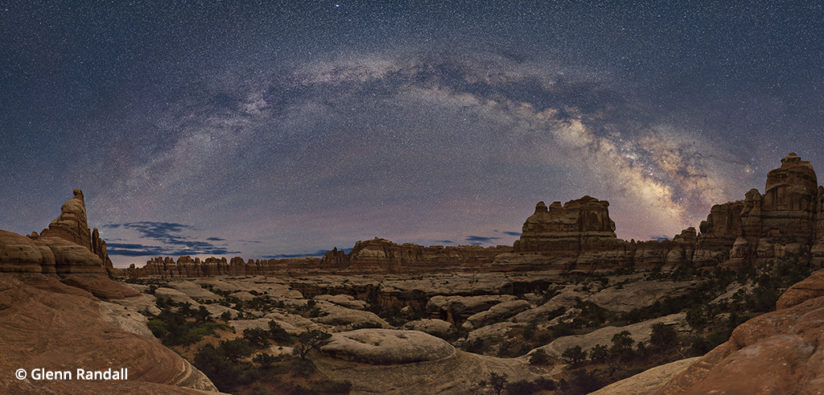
[654,268,824,393]
[1,190,111,274]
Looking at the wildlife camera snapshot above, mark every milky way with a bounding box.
[2,2,823,267]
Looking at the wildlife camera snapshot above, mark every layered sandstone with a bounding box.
[656,268,824,393]
[1,190,111,274]
[0,274,217,394]
[124,153,824,277]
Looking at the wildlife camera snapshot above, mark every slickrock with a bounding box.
[155,287,199,305]
[591,357,701,395]
[314,293,367,309]
[657,269,824,393]
[313,301,390,328]
[427,294,516,323]
[314,346,537,394]
[462,299,531,330]
[403,319,454,339]
[0,274,217,393]
[528,313,687,358]
[166,280,221,302]
[320,329,455,364]
[588,280,698,312]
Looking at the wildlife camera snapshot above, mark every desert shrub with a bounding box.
[149,308,228,346]
[268,320,294,344]
[220,310,233,321]
[194,343,256,391]
[489,372,508,395]
[293,330,331,360]
[252,353,281,367]
[561,345,587,368]
[220,338,253,362]
[589,344,609,363]
[689,336,711,356]
[497,340,532,357]
[610,331,635,361]
[529,349,551,365]
[550,322,575,338]
[147,319,168,338]
[289,358,316,377]
[562,369,605,394]
[685,306,707,330]
[244,328,271,348]
[505,380,541,395]
[649,323,679,351]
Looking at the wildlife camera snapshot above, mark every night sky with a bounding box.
[2,1,823,267]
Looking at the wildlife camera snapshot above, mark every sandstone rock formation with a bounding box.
[320,329,455,364]
[656,268,824,393]
[729,153,820,268]
[120,153,824,278]
[0,274,217,393]
[0,190,112,275]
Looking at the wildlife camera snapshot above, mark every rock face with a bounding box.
[656,268,824,394]
[0,274,217,394]
[320,329,455,364]
[0,190,111,274]
[730,153,820,267]
[514,197,626,268]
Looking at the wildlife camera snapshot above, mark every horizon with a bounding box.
[3,2,823,268]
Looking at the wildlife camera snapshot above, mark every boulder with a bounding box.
[321,329,455,364]
[529,313,687,358]
[313,301,389,328]
[403,319,454,339]
[315,294,367,309]
[462,300,531,330]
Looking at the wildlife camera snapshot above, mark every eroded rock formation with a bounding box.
[122,153,824,277]
[656,268,824,393]
[1,190,111,274]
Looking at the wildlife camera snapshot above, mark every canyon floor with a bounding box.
[87,257,815,394]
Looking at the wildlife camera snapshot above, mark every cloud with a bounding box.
[106,242,239,257]
[104,221,236,258]
[465,235,501,244]
[261,248,352,259]
[498,231,521,236]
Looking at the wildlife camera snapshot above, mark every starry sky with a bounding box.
[2,1,824,267]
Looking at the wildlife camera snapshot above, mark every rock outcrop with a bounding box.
[656,268,824,393]
[321,329,455,364]
[0,274,217,394]
[121,153,824,277]
[729,153,820,268]
[1,190,111,274]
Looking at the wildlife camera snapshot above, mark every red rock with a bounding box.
[657,268,824,394]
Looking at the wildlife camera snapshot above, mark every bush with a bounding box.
[269,320,294,345]
[220,338,253,362]
[244,328,271,348]
[293,330,331,360]
[589,344,609,363]
[529,349,551,365]
[490,372,508,395]
[610,331,635,361]
[649,323,679,351]
[561,345,587,368]
[147,319,168,338]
